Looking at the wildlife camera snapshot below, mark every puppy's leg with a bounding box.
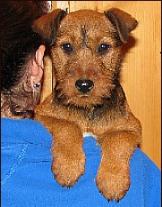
[96,130,140,201]
[50,118,85,186]
[35,114,85,186]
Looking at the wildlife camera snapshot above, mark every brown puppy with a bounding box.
[33,8,142,201]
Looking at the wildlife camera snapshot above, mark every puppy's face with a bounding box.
[52,10,121,108]
[33,8,137,108]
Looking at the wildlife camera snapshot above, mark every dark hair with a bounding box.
[0,1,49,91]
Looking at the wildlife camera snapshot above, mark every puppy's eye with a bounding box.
[97,43,111,54]
[61,43,73,54]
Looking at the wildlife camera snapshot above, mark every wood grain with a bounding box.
[46,1,161,168]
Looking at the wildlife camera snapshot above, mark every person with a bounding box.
[1,1,161,207]
[0,1,47,118]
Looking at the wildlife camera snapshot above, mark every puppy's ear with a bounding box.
[32,9,67,45]
[105,8,138,43]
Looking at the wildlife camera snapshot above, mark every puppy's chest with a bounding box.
[49,103,115,135]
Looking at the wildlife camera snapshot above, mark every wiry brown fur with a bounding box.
[34,9,142,201]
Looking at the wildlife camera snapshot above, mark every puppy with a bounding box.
[33,8,142,201]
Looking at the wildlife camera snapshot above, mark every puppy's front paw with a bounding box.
[52,150,85,187]
[96,164,130,201]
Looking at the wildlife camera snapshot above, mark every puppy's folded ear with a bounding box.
[105,8,138,43]
[32,9,67,45]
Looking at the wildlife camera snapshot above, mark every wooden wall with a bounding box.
[42,1,161,168]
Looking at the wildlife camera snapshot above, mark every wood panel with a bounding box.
[47,1,161,168]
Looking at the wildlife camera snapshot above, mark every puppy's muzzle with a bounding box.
[75,79,94,93]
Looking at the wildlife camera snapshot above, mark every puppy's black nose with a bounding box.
[75,79,94,93]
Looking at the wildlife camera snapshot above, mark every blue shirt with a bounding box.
[1,118,161,207]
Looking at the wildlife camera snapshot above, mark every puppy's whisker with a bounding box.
[56,85,63,90]
[57,93,63,98]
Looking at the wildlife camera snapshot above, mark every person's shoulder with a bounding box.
[132,148,161,207]
[133,148,160,173]
[1,118,52,146]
